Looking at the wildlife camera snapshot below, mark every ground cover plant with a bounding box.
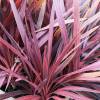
[0,0,100,100]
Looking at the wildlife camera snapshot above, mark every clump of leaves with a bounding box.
[0,0,100,100]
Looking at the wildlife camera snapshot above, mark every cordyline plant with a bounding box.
[0,0,100,100]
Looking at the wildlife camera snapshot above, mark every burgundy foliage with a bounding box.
[0,0,100,100]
